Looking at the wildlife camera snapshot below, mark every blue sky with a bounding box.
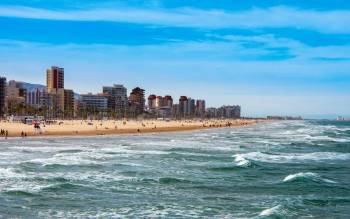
[0,0,349,118]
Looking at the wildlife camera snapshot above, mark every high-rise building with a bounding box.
[187,98,196,116]
[103,84,128,114]
[155,96,164,108]
[196,100,206,116]
[46,66,65,112]
[129,87,145,116]
[164,95,173,108]
[148,94,157,109]
[178,96,188,117]
[0,76,6,117]
[47,66,64,92]
[64,89,75,118]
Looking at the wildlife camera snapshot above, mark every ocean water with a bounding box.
[0,121,349,218]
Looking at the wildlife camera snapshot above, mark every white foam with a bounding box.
[0,167,24,178]
[283,172,337,183]
[235,152,350,164]
[233,154,251,167]
[259,205,282,216]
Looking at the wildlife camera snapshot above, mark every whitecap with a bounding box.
[0,167,24,178]
[259,205,282,216]
[235,152,350,164]
[283,172,337,184]
[233,154,251,167]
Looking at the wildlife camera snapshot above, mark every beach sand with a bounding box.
[0,119,257,138]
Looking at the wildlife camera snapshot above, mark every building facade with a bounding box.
[196,100,206,117]
[178,96,188,117]
[64,89,75,118]
[148,94,157,109]
[0,77,6,117]
[26,88,46,108]
[46,66,65,112]
[129,87,145,116]
[103,84,128,115]
[80,93,108,112]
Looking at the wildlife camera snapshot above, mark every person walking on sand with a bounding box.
[5,130,8,139]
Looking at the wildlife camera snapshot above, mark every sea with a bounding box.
[0,120,349,218]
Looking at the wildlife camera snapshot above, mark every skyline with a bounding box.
[0,0,350,118]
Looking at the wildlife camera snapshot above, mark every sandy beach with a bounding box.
[0,119,256,138]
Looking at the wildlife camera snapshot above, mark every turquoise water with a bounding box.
[0,121,349,218]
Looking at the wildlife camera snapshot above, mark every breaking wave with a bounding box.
[283,172,337,184]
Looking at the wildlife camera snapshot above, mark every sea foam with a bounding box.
[234,152,350,164]
[259,205,283,217]
[283,172,337,184]
[233,154,251,167]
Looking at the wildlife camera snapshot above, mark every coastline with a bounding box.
[0,119,257,138]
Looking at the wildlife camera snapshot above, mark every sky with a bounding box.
[0,0,349,119]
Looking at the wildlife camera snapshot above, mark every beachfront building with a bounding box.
[164,95,173,108]
[46,66,65,113]
[187,98,196,116]
[103,84,128,116]
[218,105,241,118]
[206,107,218,118]
[178,96,188,117]
[129,87,145,117]
[155,96,164,109]
[148,94,157,109]
[6,80,27,115]
[64,89,75,118]
[26,88,46,108]
[147,95,174,118]
[148,95,173,110]
[196,100,206,117]
[0,76,6,117]
[80,93,108,113]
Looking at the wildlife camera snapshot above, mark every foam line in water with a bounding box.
[233,154,251,167]
[283,172,337,184]
[234,152,350,164]
[259,205,282,216]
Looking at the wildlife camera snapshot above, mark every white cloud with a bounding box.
[0,6,350,33]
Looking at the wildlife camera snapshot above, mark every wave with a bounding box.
[259,205,287,217]
[234,152,350,164]
[4,190,38,197]
[233,154,252,167]
[42,182,87,192]
[283,172,337,184]
[0,167,24,179]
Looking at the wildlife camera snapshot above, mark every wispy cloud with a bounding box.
[0,6,350,33]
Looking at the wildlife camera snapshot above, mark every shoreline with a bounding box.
[0,119,258,139]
